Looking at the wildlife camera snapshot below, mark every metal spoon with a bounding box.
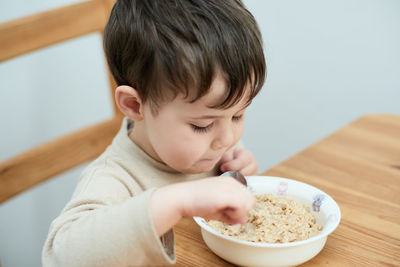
[220,171,247,187]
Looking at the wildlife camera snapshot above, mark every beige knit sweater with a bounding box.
[42,118,218,267]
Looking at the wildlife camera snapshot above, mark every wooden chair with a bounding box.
[0,0,123,203]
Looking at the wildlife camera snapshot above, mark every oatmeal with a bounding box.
[208,193,323,243]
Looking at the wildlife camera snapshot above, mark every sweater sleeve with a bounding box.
[42,172,175,267]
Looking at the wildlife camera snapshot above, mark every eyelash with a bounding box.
[232,115,243,122]
[191,124,213,133]
[191,115,243,134]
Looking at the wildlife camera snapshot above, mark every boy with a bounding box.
[42,0,265,266]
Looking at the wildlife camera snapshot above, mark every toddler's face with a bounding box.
[138,72,250,174]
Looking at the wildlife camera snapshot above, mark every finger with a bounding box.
[233,148,245,159]
[220,149,253,172]
[223,191,253,218]
[223,214,247,225]
[220,150,234,163]
[204,211,245,225]
[220,157,248,172]
[239,162,258,176]
[223,208,248,225]
[224,207,248,220]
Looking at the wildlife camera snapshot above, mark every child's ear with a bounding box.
[115,85,144,121]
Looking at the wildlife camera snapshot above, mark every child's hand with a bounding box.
[219,148,258,176]
[151,177,254,236]
[180,177,254,223]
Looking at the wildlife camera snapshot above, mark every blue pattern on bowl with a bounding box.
[312,194,325,212]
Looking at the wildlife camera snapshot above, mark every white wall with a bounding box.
[0,0,399,266]
[244,0,400,169]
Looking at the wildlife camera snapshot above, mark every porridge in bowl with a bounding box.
[195,176,341,267]
[208,193,323,243]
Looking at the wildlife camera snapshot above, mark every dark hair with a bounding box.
[104,0,266,111]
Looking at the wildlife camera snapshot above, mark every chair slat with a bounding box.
[0,116,123,203]
[0,0,109,62]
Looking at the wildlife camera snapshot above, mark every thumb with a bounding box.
[220,150,234,163]
[224,208,247,225]
[233,148,244,159]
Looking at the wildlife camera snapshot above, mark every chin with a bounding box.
[180,168,208,175]
[188,164,217,174]
[176,164,214,174]
[172,158,218,174]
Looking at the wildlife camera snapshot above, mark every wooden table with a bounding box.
[172,114,400,266]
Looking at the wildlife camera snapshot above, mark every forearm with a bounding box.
[151,183,186,236]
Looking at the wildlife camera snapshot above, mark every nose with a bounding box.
[211,125,234,150]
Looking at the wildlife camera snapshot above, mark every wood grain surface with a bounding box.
[0,116,122,203]
[172,114,400,266]
[0,0,115,62]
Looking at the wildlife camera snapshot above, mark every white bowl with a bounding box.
[194,176,341,267]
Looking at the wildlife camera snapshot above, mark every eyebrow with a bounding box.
[190,115,224,119]
[189,104,250,120]
[188,97,252,119]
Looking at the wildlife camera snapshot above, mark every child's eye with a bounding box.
[191,123,213,133]
[232,115,243,122]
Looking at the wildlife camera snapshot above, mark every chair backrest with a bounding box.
[0,0,123,203]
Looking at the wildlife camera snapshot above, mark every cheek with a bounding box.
[233,121,245,143]
[150,125,209,168]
